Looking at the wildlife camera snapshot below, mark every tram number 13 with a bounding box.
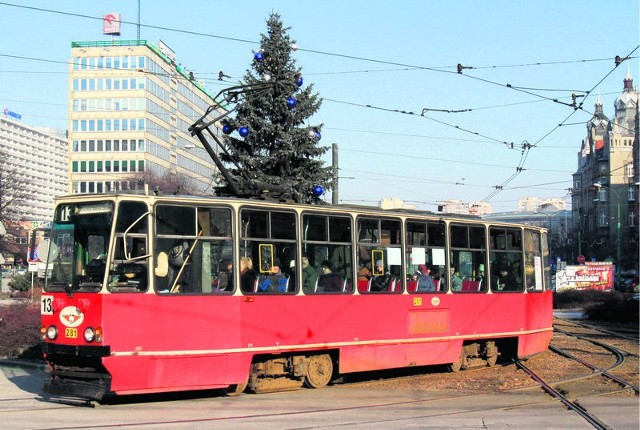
[41,295,53,315]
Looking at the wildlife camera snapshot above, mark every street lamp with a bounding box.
[593,183,622,288]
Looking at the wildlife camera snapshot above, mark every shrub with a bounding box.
[584,294,639,323]
[554,290,638,324]
[0,301,43,359]
[8,273,44,294]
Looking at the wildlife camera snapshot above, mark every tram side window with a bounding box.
[357,217,402,293]
[489,228,524,292]
[302,213,353,294]
[155,205,233,295]
[450,224,487,293]
[406,221,446,293]
[109,201,149,292]
[524,229,547,291]
[240,209,297,294]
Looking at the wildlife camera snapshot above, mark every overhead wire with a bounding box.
[1,1,636,207]
[479,45,639,202]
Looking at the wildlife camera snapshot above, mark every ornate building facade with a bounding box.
[571,71,639,271]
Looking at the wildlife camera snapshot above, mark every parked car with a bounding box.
[1,268,13,277]
[15,267,27,275]
[619,276,639,293]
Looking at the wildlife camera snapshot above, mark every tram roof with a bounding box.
[54,192,552,230]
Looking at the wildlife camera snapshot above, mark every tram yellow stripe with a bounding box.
[109,326,552,357]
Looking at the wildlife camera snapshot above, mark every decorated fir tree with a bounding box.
[219,13,332,203]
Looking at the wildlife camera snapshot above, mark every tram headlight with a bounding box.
[46,325,58,340]
[84,327,95,343]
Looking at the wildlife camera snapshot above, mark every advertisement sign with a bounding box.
[3,107,22,120]
[102,13,121,35]
[555,262,614,292]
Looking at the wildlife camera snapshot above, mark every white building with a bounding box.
[68,40,222,195]
[518,197,567,212]
[438,200,492,215]
[0,115,68,220]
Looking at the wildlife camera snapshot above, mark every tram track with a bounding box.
[501,322,639,429]
[514,360,613,430]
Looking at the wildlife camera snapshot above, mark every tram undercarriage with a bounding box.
[238,352,336,395]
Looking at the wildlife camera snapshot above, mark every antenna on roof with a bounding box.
[137,0,141,41]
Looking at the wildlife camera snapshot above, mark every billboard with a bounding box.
[555,262,614,292]
[103,13,121,35]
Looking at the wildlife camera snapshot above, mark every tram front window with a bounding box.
[44,201,114,293]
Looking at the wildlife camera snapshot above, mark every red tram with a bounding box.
[40,193,553,400]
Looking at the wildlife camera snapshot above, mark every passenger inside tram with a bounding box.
[450,266,463,291]
[256,258,289,292]
[317,260,342,292]
[239,256,257,292]
[370,260,392,291]
[301,253,319,294]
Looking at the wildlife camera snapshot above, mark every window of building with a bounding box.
[597,187,607,202]
[626,163,634,178]
[598,210,608,227]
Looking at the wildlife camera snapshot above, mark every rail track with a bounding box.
[507,320,638,429]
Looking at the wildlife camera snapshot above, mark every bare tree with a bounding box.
[0,150,32,221]
[0,149,32,260]
[125,171,203,196]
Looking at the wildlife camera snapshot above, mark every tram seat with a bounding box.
[253,274,290,292]
[342,278,350,293]
[406,280,417,292]
[357,279,369,293]
[461,278,480,292]
[389,278,400,292]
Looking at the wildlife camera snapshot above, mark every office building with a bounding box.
[0,115,67,220]
[69,40,222,195]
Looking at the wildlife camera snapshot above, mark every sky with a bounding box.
[0,0,638,212]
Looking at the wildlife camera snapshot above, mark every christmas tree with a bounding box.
[219,13,332,203]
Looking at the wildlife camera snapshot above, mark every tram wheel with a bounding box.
[223,381,248,397]
[486,341,499,367]
[447,351,464,373]
[304,354,333,388]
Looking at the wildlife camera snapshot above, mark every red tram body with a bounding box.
[40,194,553,400]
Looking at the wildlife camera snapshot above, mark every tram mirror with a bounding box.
[259,244,274,273]
[371,250,384,275]
[37,240,59,263]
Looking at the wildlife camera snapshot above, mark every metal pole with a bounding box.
[332,143,339,205]
[616,196,621,288]
[137,0,141,41]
